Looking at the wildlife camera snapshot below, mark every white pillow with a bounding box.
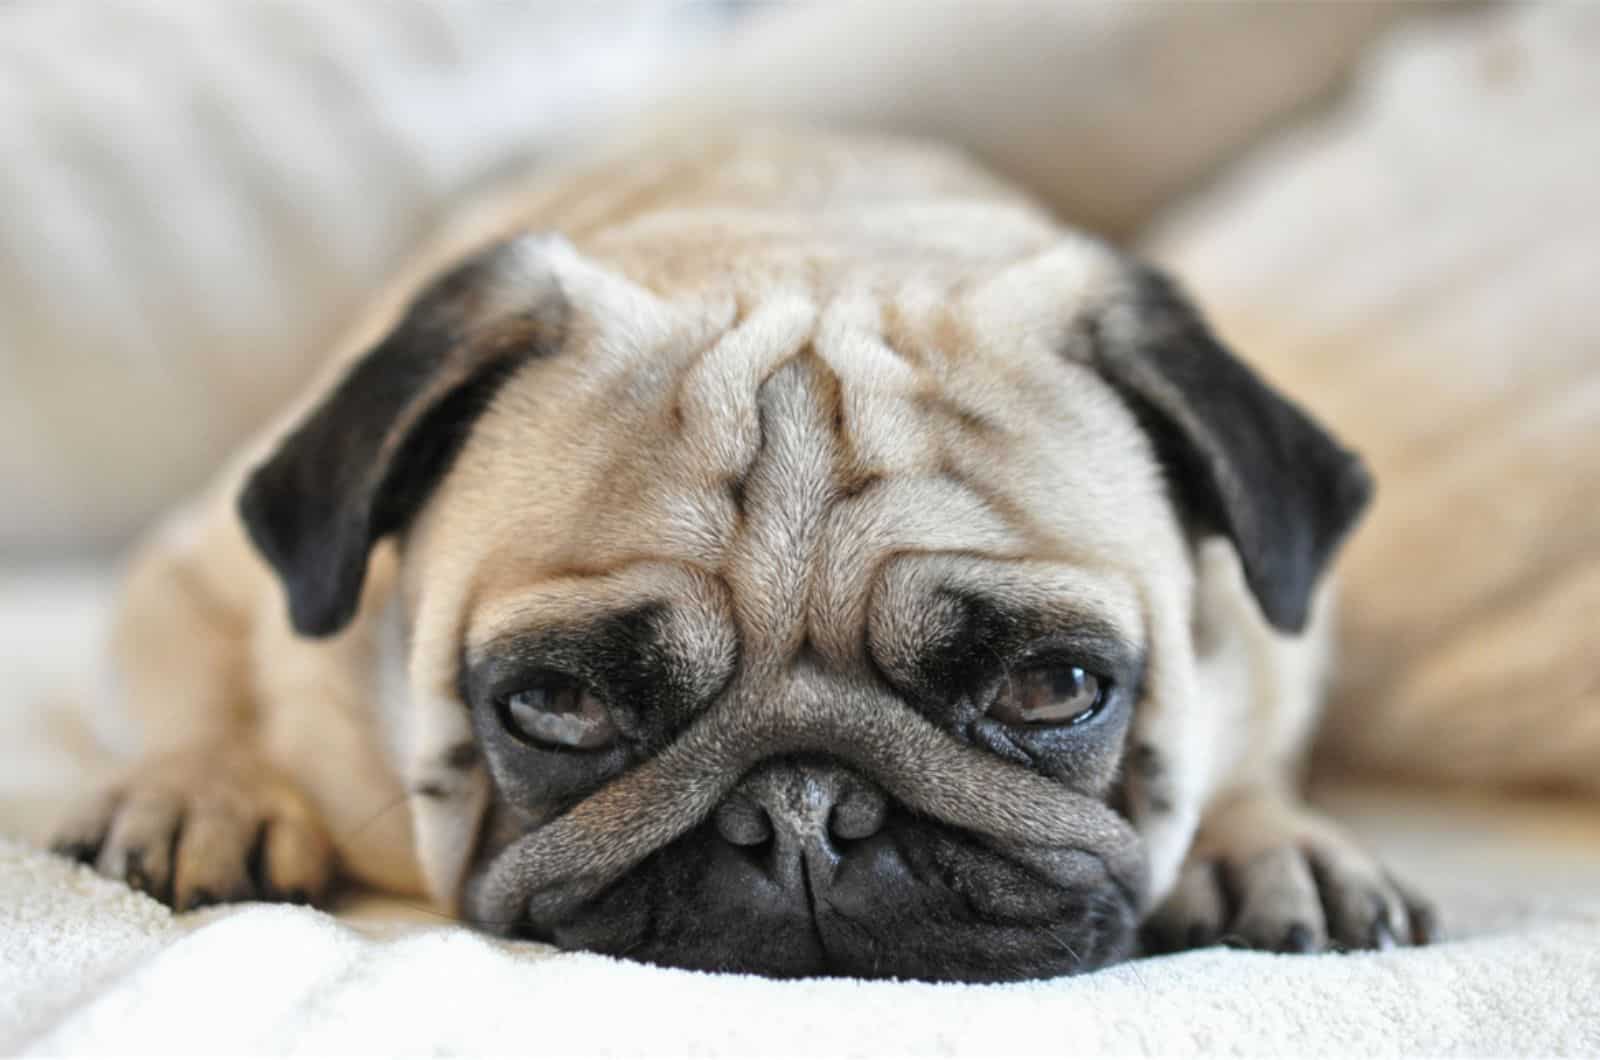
[1146,4,1600,796]
[0,0,692,555]
[0,0,1410,556]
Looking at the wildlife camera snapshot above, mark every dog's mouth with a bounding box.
[491,811,1141,983]
[461,686,1148,981]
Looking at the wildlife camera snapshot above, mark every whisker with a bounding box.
[320,789,540,934]
[1048,927,1083,967]
[343,893,533,933]
[335,790,414,847]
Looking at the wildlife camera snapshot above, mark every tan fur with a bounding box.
[61,128,1394,961]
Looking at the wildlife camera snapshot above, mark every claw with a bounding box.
[1280,924,1317,953]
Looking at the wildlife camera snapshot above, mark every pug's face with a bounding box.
[242,234,1367,981]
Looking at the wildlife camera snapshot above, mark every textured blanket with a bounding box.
[3,836,1598,1056]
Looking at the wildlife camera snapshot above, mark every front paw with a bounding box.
[1143,800,1436,955]
[50,748,335,911]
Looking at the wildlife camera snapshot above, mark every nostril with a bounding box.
[829,787,888,842]
[714,797,772,847]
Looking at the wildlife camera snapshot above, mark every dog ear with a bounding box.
[1091,265,1373,633]
[239,235,567,638]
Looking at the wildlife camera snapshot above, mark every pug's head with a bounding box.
[240,230,1369,981]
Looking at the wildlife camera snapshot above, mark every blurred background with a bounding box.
[0,0,1440,556]
[0,1,1596,888]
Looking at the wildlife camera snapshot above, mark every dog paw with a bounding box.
[1142,797,1436,955]
[50,748,335,911]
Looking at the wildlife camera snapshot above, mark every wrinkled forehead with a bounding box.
[414,251,1182,668]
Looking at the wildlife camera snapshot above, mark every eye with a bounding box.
[987,664,1109,728]
[497,672,618,751]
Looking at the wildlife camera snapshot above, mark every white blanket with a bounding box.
[3,835,1597,1056]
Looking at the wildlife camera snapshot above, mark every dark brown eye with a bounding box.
[987,665,1108,728]
[500,673,618,750]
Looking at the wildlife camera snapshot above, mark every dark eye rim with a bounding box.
[492,670,621,754]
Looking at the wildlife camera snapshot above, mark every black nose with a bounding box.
[713,756,888,885]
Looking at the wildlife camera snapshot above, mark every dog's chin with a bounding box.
[503,814,1140,983]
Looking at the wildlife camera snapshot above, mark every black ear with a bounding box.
[239,235,566,638]
[1090,265,1373,633]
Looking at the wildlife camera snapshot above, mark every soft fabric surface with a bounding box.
[4,835,1599,1056]
[4,566,1600,1055]
[0,0,704,554]
[0,0,1404,556]
[1147,1,1600,795]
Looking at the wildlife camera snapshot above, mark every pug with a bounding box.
[50,129,1432,981]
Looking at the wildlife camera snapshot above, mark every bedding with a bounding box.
[0,0,700,555]
[3,836,1597,1055]
[0,0,1404,557]
[1145,2,1600,797]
